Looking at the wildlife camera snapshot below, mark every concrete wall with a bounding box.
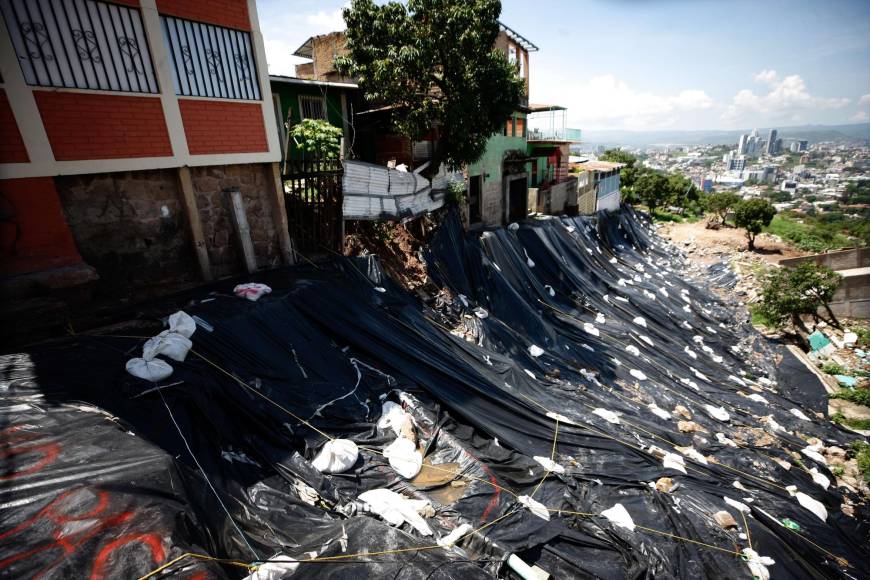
[779,247,870,270]
[534,177,577,215]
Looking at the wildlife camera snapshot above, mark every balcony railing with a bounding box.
[528,128,582,142]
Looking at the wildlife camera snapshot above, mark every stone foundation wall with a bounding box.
[189,163,281,279]
[56,169,198,298]
[55,162,282,298]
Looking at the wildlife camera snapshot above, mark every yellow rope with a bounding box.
[190,349,336,441]
[740,508,753,551]
[137,552,254,580]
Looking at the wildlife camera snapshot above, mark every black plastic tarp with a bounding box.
[2,207,867,579]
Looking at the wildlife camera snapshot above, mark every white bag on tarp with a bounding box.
[168,311,197,338]
[377,401,411,436]
[383,437,422,479]
[311,439,359,474]
[358,489,433,535]
[126,357,173,382]
[143,331,192,362]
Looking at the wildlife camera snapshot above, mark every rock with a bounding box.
[655,477,674,493]
[674,405,692,420]
[678,421,702,433]
[826,446,847,459]
[713,510,738,529]
[841,503,855,517]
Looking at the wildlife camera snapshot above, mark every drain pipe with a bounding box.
[506,554,550,580]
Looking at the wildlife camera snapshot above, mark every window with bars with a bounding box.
[299,94,326,120]
[161,15,260,100]
[1,0,158,93]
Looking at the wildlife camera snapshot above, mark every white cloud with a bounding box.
[859,93,870,106]
[753,69,777,85]
[852,111,869,122]
[722,74,849,125]
[533,74,712,129]
[305,6,347,31]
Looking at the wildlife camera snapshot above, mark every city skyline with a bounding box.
[258,0,870,132]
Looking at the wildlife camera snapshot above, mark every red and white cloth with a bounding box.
[234,283,272,301]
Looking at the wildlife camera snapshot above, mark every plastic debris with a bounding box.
[742,548,775,580]
[234,283,272,301]
[518,495,550,521]
[437,523,472,548]
[592,408,621,424]
[358,489,433,535]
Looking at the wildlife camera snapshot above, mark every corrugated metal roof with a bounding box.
[342,161,460,220]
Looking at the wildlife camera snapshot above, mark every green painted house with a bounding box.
[269,75,360,162]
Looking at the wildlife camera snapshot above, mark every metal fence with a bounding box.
[1,0,158,93]
[283,159,343,254]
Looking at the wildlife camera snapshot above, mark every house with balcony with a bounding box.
[526,104,582,215]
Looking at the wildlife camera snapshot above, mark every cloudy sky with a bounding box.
[257,0,870,131]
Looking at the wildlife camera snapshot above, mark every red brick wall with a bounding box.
[156,0,250,30]
[0,89,29,163]
[34,91,172,161]
[0,177,82,275]
[178,99,267,155]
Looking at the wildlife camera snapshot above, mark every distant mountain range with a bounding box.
[578,122,870,149]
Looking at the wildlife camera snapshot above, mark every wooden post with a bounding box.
[269,161,295,265]
[226,189,258,274]
[177,166,212,281]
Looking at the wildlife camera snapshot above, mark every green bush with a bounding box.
[850,441,870,481]
[764,214,857,252]
[821,362,846,376]
[830,388,870,407]
[290,119,342,158]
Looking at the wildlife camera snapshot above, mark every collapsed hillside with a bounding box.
[1,208,867,579]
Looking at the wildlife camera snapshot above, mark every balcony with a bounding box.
[527,105,581,143]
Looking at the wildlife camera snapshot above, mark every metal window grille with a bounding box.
[1,0,158,93]
[299,94,326,120]
[161,15,260,100]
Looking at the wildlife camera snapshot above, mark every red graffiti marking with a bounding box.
[91,534,166,580]
[0,426,167,579]
[0,424,61,481]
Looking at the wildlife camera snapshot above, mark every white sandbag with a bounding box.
[518,495,549,521]
[630,369,647,381]
[593,408,621,424]
[533,456,565,474]
[742,548,775,580]
[648,404,671,420]
[311,439,359,474]
[142,331,192,362]
[383,437,423,479]
[801,445,827,466]
[602,503,635,531]
[529,345,545,357]
[582,323,599,337]
[796,492,827,521]
[244,560,299,580]
[168,311,196,338]
[675,445,708,465]
[626,345,640,356]
[437,523,472,548]
[703,405,730,422]
[358,489,433,535]
[377,401,410,435]
[789,408,811,421]
[662,452,687,474]
[809,468,830,490]
[632,316,647,328]
[723,496,751,513]
[715,433,738,447]
[126,357,173,382]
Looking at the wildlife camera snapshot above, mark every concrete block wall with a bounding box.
[779,247,869,271]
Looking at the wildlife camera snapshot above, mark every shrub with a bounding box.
[291,119,342,158]
[821,362,846,376]
[830,388,870,407]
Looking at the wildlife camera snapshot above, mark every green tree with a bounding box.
[633,171,670,213]
[335,0,525,169]
[291,119,343,158]
[706,191,740,225]
[733,198,776,251]
[757,262,842,330]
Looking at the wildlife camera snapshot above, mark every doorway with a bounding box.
[469,175,482,224]
[505,174,528,224]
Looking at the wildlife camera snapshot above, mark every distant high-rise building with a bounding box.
[725,152,746,171]
[737,129,762,156]
[737,134,748,155]
[766,129,778,155]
